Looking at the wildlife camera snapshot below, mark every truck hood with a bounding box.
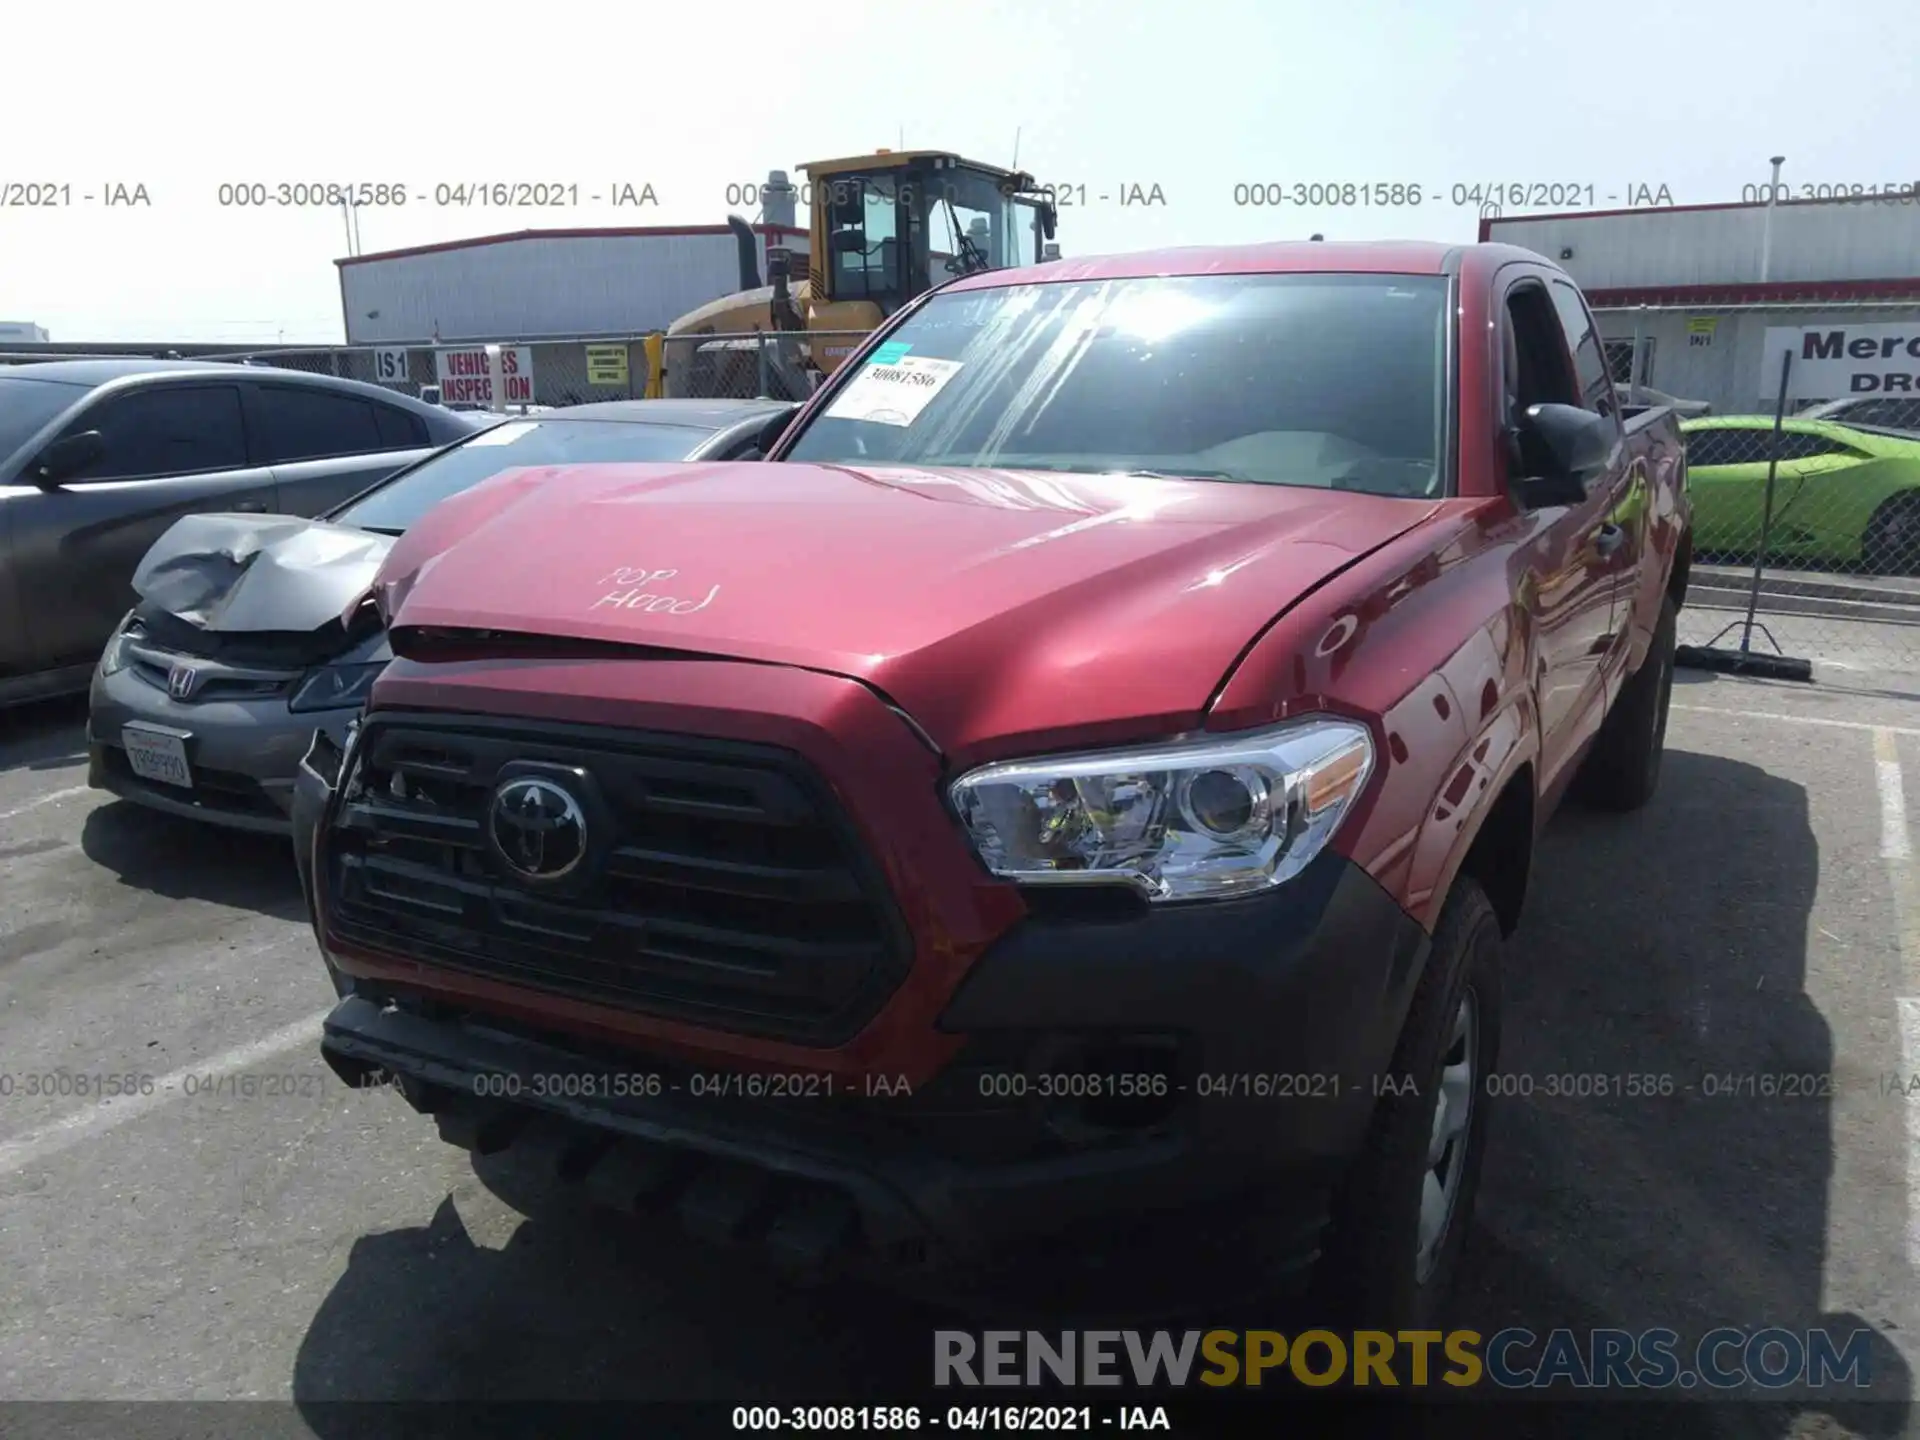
[132,513,394,664]
[374,461,1439,754]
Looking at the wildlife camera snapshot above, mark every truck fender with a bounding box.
[1353,615,1539,938]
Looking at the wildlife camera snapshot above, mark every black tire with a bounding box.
[1575,593,1676,813]
[1863,494,1920,576]
[1312,878,1503,1330]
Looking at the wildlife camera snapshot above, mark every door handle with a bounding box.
[1594,523,1626,558]
[232,500,267,513]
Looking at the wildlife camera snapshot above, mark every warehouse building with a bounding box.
[327,171,810,404]
[1483,195,1920,416]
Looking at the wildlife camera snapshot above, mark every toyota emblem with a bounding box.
[167,664,198,701]
[487,776,588,881]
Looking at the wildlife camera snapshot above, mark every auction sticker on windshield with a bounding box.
[824,356,963,427]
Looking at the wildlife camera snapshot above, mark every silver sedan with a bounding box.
[87,398,797,835]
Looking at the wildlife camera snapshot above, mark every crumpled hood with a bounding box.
[134,513,395,633]
[374,460,1438,753]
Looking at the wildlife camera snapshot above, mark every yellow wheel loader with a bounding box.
[656,149,1058,401]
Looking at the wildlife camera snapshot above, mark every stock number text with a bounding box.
[978,1072,1170,1099]
[1743,181,1917,206]
[218,182,408,208]
[1235,182,1424,208]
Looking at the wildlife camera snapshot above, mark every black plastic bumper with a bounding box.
[317,848,1429,1291]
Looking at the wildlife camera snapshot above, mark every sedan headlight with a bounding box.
[99,613,142,676]
[289,661,386,714]
[948,717,1374,902]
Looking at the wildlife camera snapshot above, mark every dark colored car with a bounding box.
[87,399,795,834]
[0,359,477,706]
[294,242,1689,1325]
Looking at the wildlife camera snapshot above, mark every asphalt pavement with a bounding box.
[3,674,1920,1437]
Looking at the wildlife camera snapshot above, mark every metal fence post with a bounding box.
[1739,349,1794,655]
[756,332,770,400]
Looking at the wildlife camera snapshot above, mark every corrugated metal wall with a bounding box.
[339,229,810,345]
[1595,304,1920,416]
[1488,202,1920,290]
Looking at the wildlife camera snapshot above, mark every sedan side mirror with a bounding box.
[33,430,104,485]
[1509,403,1616,510]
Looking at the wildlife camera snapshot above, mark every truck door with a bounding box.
[1546,278,1642,693]
[1500,274,1622,801]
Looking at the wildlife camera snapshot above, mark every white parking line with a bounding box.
[1879,732,1915,861]
[1673,705,1920,738]
[1870,729,1920,1272]
[0,1010,330,1178]
[1902,998,1920,1277]
[0,785,90,824]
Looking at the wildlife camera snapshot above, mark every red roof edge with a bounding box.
[1584,278,1920,308]
[336,223,810,267]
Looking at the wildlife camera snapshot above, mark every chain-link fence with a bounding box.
[656,331,872,402]
[2,330,880,408]
[1587,291,1920,676]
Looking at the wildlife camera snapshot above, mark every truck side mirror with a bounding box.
[33,430,104,485]
[1510,403,1615,509]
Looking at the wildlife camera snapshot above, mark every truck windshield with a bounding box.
[783,273,1452,499]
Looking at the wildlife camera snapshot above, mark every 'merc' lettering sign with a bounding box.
[434,346,535,405]
[1761,324,1920,401]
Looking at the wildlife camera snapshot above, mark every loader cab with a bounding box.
[804,151,1056,334]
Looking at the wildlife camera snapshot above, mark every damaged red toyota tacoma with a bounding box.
[294,240,1690,1324]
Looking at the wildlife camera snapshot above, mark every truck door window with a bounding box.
[1549,280,1617,418]
[1504,283,1579,416]
[1503,282,1581,480]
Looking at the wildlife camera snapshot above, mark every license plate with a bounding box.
[122,725,193,789]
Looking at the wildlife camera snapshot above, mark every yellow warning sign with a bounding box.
[586,344,630,385]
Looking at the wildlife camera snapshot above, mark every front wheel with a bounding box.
[1311,878,1503,1329]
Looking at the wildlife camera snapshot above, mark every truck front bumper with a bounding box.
[317,848,1429,1296]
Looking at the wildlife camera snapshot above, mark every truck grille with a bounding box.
[322,713,914,1046]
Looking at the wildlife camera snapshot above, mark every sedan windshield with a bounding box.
[783,273,1452,499]
[0,375,88,463]
[330,418,715,533]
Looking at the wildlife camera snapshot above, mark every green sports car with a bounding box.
[1680,415,1920,573]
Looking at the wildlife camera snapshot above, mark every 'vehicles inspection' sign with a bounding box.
[434,346,535,405]
[1761,323,1920,402]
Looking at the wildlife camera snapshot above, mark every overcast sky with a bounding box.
[3,0,1913,344]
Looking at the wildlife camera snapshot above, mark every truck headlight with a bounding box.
[948,718,1374,902]
[289,662,386,713]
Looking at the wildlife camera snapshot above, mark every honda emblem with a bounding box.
[167,664,197,701]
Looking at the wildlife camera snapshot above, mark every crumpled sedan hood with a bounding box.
[134,513,395,632]
[374,460,1438,755]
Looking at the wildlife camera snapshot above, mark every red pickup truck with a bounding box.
[293,240,1689,1327]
